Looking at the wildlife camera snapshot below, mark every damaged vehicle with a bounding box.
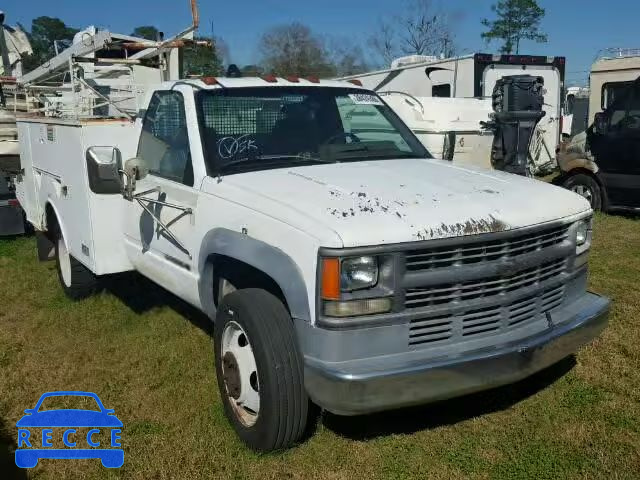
[17,69,610,451]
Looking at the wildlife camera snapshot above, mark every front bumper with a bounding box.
[303,292,609,415]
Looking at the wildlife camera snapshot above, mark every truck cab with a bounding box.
[559,76,640,211]
[588,77,640,209]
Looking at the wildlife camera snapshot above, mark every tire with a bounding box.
[562,173,603,211]
[54,228,98,300]
[214,289,309,451]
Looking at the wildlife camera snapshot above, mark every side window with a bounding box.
[336,96,412,153]
[137,91,193,186]
[602,81,634,109]
[609,83,640,132]
[432,84,451,98]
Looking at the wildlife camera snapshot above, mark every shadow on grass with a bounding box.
[322,356,576,441]
[103,272,213,335]
[0,417,27,480]
[101,271,577,444]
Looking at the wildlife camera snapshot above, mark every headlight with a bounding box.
[320,256,392,318]
[340,256,378,291]
[576,220,588,246]
[574,217,593,257]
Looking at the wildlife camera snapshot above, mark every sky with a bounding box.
[6,0,640,86]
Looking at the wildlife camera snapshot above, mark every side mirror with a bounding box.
[593,112,608,135]
[86,146,123,194]
[121,157,149,201]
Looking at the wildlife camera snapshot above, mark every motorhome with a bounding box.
[14,14,609,453]
[340,53,566,174]
[557,50,640,211]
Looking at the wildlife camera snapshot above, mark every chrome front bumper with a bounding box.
[303,292,609,416]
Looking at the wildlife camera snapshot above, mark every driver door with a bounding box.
[592,79,640,207]
[123,90,200,298]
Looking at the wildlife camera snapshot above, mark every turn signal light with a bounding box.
[321,258,340,300]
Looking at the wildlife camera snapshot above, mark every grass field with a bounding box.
[0,214,639,480]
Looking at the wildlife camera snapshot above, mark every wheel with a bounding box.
[55,228,98,300]
[214,289,309,451]
[562,173,603,211]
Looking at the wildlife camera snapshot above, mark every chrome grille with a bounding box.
[405,258,567,309]
[409,285,565,346]
[405,225,570,272]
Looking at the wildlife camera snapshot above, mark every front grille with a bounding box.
[405,258,567,309]
[405,224,570,272]
[409,284,565,346]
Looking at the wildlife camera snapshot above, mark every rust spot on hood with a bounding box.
[414,215,509,240]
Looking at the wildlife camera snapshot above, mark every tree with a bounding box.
[481,0,547,54]
[130,25,227,76]
[21,17,78,72]
[183,36,225,76]
[258,22,335,77]
[328,38,369,77]
[131,25,160,40]
[369,0,457,67]
[240,64,264,77]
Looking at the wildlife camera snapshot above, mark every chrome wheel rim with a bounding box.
[58,237,72,287]
[571,184,593,204]
[221,320,260,426]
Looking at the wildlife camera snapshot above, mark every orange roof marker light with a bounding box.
[347,79,363,86]
[261,75,278,83]
[286,76,300,83]
[306,76,320,83]
[201,77,218,85]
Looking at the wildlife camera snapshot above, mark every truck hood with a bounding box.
[221,158,591,247]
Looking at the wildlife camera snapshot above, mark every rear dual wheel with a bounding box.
[55,228,98,300]
[214,289,310,451]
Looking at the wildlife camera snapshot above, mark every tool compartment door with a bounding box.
[19,120,96,271]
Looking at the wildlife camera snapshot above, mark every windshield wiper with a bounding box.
[220,154,334,171]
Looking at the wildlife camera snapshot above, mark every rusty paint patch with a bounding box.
[413,215,509,240]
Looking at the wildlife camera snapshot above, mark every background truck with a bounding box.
[556,50,640,211]
[15,26,609,451]
[0,11,31,235]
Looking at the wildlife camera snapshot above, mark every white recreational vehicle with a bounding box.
[341,53,567,174]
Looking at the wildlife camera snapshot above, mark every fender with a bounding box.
[198,228,311,322]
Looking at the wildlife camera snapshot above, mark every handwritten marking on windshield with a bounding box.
[217,135,258,159]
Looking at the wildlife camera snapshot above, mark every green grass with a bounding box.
[1,214,639,479]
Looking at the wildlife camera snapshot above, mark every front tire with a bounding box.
[214,289,309,451]
[55,229,98,300]
[563,173,603,211]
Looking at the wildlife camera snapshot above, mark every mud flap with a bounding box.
[36,231,55,261]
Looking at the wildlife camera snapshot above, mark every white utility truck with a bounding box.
[16,43,610,451]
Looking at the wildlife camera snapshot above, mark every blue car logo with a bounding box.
[15,391,123,468]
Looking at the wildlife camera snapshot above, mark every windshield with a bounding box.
[195,86,430,174]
